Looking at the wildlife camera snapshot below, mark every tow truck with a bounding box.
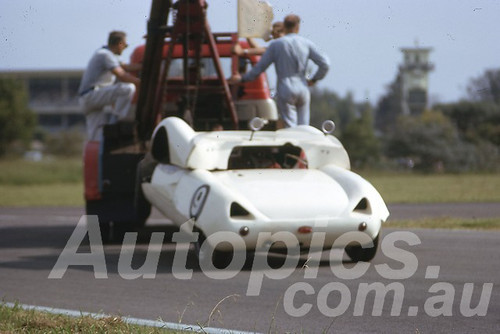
[83,0,278,242]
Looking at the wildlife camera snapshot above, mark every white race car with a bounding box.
[141,117,389,265]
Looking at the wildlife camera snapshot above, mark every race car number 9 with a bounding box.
[190,185,210,219]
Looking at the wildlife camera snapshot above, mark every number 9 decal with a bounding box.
[190,185,210,219]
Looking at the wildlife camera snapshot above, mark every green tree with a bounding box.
[310,88,341,129]
[467,68,500,104]
[0,78,36,156]
[431,70,500,171]
[335,92,358,133]
[375,75,403,133]
[310,89,363,135]
[437,101,500,146]
[340,104,380,169]
[384,111,477,172]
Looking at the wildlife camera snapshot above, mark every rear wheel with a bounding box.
[86,195,146,244]
[111,221,134,243]
[193,230,233,269]
[345,234,379,262]
[99,220,111,243]
[134,155,155,229]
[98,220,134,244]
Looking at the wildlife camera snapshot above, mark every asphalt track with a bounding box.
[1,205,499,333]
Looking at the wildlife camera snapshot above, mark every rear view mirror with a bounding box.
[321,120,336,135]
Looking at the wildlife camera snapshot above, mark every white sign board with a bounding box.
[238,0,274,40]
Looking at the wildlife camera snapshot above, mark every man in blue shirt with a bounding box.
[78,31,141,140]
[230,14,330,127]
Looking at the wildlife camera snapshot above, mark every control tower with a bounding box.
[399,45,434,115]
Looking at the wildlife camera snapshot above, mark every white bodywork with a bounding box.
[142,117,389,252]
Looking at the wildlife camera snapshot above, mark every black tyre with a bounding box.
[99,220,111,244]
[134,155,156,229]
[86,199,135,244]
[99,219,133,244]
[345,234,379,262]
[193,230,233,269]
[111,221,134,243]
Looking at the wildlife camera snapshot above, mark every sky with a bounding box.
[1,0,499,104]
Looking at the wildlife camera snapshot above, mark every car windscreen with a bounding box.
[228,144,307,170]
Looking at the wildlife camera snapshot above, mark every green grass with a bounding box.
[0,303,187,333]
[0,158,499,207]
[0,158,84,207]
[0,183,84,207]
[363,172,500,203]
[385,217,500,230]
[0,158,82,185]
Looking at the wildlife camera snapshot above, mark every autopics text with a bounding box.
[49,215,494,318]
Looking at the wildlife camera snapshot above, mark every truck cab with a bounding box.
[130,35,277,130]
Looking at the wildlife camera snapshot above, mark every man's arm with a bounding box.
[240,43,275,82]
[120,62,142,72]
[307,42,330,85]
[111,66,141,85]
[233,43,266,56]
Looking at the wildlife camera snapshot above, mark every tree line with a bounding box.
[310,68,500,172]
[1,69,499,172]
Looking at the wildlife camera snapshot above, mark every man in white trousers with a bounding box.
[230,15,330,127]
[78,31,141,141]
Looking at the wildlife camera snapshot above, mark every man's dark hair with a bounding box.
[108,31,126,46]
[272,21,284,29]
[284,14,300,30]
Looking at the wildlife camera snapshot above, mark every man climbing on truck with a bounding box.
[78,31,141,141]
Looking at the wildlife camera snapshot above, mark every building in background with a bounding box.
[0,69,84,133]
[399,45,434,115]
[375,43,434,133]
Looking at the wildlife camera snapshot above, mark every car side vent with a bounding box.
[353,198,371,214]
[230,202,251,218]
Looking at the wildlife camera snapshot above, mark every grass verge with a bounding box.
[0,158,83,207]
[0,158,82,185]
[385,217,500,230]
[0,158,499,206]
[363,172,500,203]
[0,183,84,207]
[0,303,188,333]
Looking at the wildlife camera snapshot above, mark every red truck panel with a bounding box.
[83,141,101,201]
[130,40,272,102]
